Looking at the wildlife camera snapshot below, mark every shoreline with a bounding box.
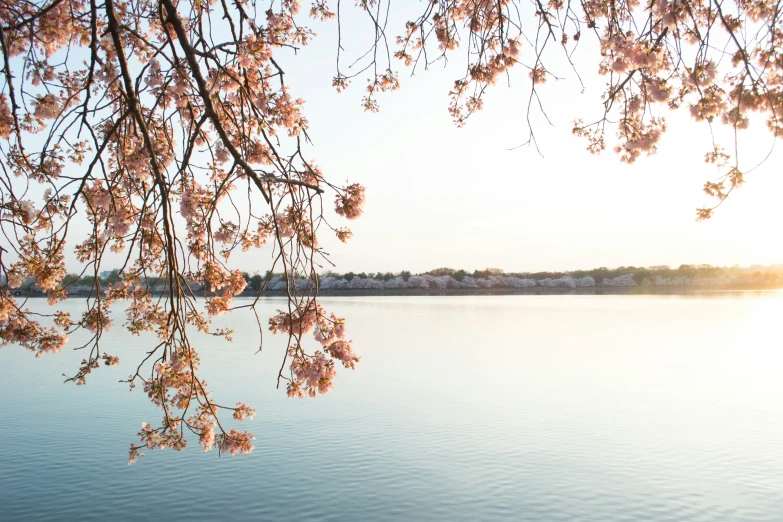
[254,285,783,297]
[13,284,782,298]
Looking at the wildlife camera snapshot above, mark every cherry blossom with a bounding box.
[2,0,779,464]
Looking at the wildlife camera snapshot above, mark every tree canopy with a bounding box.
[0,0,779,462]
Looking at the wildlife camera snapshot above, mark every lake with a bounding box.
[2,293,782,521]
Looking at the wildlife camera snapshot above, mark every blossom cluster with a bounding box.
[334,184,366,220]
[1,0,369,464]
[4,0,778,467]
[382,0,782,214]
[269,301,360,398]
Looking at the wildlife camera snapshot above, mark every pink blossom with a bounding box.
[326,339,361,369]
[233,402,256,421]
[200,421,216,451]
[219,429,255,456]
[33,94,60,120]
[334,184,366,220]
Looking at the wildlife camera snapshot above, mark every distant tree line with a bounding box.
[253,264,783,292]
[10,264,781,294]
[312,264,781,286]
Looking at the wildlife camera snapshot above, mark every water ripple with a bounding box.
[2,294,783,520]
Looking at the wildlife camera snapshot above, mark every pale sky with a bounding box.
[223,8,783,274]
[23,5,780,276]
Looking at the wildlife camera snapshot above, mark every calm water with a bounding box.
[2,293,783,521]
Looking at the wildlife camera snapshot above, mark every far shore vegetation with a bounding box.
[9,264,783,295]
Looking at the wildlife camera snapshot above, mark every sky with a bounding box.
[12,3,781,276]
[222,5,783,274]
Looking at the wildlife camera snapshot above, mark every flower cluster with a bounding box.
[385,0,781,215]
[0,0,375,466]
[5,0,776,468]
[334,184,366,220]
[289,351,337,398]
[218,430,255,456]
[270,301,360,398]
[233,403,256,422]
[0,292,68,357]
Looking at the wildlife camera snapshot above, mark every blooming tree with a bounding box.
[0,0,779,461]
